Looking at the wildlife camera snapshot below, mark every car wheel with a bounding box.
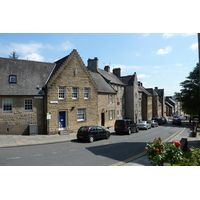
[89,136,94,143]
[128,128,132,135]
[136,128,139,133]
[106,133,110,139]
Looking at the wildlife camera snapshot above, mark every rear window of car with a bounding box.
[115,120,125,125]
[79,127,89,132]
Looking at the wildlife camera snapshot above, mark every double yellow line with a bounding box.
[109,127,185,166]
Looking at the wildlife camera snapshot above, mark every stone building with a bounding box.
[0,50,99,134]
[120,72,142,122]
[0,57,55,134]
[45,50,99,134]
[138,82,153,120]
[87,58,125,127]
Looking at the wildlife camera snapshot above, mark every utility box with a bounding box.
[29,124,37,135]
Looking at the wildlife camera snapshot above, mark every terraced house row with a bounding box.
[0,50,167,135]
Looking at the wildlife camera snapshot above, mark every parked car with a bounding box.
[114,119,139,135]
[172,118,181,125]
[77,126,110,143]
[152,117,164,125]
[160,117,168,124]
[147,120,158,127]
[137,121,151,130]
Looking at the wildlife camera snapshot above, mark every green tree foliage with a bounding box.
[175,63,200,119]
[9,51,19,59]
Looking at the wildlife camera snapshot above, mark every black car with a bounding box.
[77,126,110,143]
[114,119,139,135]
[172,118,181,125]
[152,117,164,125]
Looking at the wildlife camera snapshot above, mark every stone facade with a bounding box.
[0,96,45,135]
[45,50,99,134]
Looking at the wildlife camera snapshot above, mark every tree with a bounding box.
[175,63,200,119]
[9,51,19,59]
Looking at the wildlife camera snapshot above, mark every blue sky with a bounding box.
[0,33,198,96]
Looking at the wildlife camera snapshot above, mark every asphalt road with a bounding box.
[0,123,184,166]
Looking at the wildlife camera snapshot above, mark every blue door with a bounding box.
[59,111,66,129]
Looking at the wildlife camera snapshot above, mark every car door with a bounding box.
[129,120,135,132]
[96,126,105,138]
[90,127,97,139]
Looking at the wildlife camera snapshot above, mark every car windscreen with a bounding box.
[115,120,125,125]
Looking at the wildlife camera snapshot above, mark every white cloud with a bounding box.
[22,53,44,61]
[138,74,149,79]
[156,46,172,55]
[163,33,196,38]
[58,41,74,51]
[190,42,198,50]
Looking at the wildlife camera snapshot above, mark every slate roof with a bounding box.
[98,68,125,86]
[138,86,152,96]
[89,71,116,94]
[146,88,158,96]
[120,75,136,85]
[0,57,55,96]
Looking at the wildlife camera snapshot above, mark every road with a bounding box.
[0,123,184,166]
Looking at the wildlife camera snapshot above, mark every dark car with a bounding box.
[147,120,158,127]
[152,117,164,125]
[114,119,139,135]
[172,118,181,125]
[77,126,110,143]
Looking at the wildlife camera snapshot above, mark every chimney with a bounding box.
[104,65,110,72]
[113,68,121,78]
[87,57,98,72]
[138,81,143,86]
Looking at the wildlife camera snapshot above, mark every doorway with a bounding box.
[101,112,105,126]
[59,111,66,130]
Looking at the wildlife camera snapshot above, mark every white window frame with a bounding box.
[77,109,86,121]
[58,87,66,99]
[109,95,113,104]
[72,87,78,99]
[84,88,90,99]
[109,110,114,120]
[24,99,33,112]
[2,99,12,113]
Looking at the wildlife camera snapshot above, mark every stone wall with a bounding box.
[0,96,44,135]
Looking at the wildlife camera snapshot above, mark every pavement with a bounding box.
[0,124,199,166]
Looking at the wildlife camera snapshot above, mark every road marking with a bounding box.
[31,154,43,157]
[7,157,20,160]
[69,149,78,152]
[52,152,59,154]
[109,127,185,166]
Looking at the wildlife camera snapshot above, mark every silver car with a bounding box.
[137,121,151,130]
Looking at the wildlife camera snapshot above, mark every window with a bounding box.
[109,95,113,103]
[9,75,17,83]
[24,99,33,111]
[58,87,66,99]
[109,110,115,120]
[84,88,90,99]
[77,109,86,121]
[72,88,78,99]
[2,99,12,112]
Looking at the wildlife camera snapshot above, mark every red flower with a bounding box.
[173,141,181,147]
[155,148,160,152]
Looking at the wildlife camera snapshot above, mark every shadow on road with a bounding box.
[85,141,147,163]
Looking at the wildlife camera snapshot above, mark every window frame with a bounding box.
[58,87,66,99]
[84,88,90,99]
[9,75,17,84]
[2,99,12,113]
[24,99,33,112]
[77,108,86,121]
[72,87,79,99]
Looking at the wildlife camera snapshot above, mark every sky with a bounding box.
[0,33,198,96]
